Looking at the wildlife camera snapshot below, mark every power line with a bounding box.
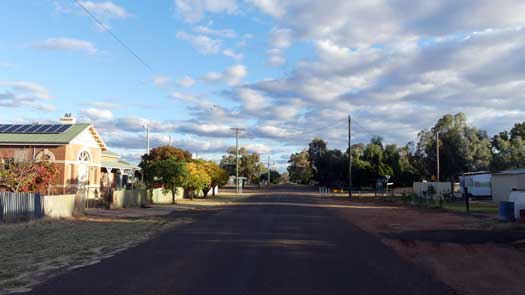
[73,0,154,73]
[294,120,346,136]
[352,120,379,137]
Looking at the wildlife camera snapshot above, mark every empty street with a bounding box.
[22,186,453,295]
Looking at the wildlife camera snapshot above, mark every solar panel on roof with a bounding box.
[46,125,62,133]
[56,124,72,133]
[0,124,74,134]
[4,125,20,132]
[25,125,41,133]
[33,125,51,133]
[11,125,28,133]
[16,125,33,133]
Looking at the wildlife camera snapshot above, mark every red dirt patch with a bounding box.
[331,200,525,295]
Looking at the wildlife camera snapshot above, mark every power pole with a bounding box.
[348,114,352,198]
[436,131,440,182]
[143,125,150,155]
[267,155,271,186]
[142,125,150,182]
[231,128,245,194]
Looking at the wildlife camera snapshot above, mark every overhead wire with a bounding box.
[73,0,154,74]
[292,120,346,136]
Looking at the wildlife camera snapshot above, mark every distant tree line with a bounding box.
[219,147,281,184]
[288,113,525,188]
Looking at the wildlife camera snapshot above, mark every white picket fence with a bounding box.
[0,192,43,223]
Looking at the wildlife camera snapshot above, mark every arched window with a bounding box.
[35,149,55,162]
[78,151,91,185]
[78,151,90,162]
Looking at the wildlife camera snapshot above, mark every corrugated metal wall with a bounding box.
[0,192,43,223]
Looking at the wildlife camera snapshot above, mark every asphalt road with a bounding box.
[24,186,454,295]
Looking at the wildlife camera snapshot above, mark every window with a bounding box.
[78,151,90,185]
[35,149,55,162]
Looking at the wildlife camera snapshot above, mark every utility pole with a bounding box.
[231,128,245,194]
[143,125,150,155]
[267,155,271,186]
[142,125,150,183]
[436,131,440,182]
[348,114,352,198]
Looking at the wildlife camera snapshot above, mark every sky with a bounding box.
[2,0,525,170]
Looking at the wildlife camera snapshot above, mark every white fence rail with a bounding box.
[0,192,44,223]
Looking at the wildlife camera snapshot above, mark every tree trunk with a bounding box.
[171,185,176,204]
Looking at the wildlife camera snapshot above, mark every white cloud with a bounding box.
[266,49,285,67]
[177,123,232,137]
[32,37,98,55]
[243,143,273,154]
[176,76,196,88]
[203,65,247,86]
[77,1,132,18]
[223,48,243,61]
[265,28,293,67]
[84,101,121,110]
[176,32,222,55]
[248,0,286,18]
[193,25,237,38]
[80,108,114,121]
[234,87,267,112]
[152,75,170,87]
[270,28,293,49]
[0,81,54,111]
[175,0,238,23]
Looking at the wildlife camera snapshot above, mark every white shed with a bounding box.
[491,169,525,202]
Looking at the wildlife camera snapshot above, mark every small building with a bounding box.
[491,169,525,202]
[459,171,492,198]
[0,114,139,198]
[101,150,139,191]
[413,182,453,199]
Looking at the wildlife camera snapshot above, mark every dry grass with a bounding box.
[0,216,191,294]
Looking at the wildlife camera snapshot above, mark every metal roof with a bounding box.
[102,150,120,158]
[0,124,90,145]
[494,168,525,176]
[462,171,492,176]
[102,160,139,171]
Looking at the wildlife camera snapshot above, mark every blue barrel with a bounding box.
[499,201,515,222]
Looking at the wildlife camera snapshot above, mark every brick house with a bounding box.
[0,115,138,197]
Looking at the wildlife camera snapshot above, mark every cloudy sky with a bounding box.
[2,1,525,169]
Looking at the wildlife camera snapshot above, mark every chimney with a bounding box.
[60,113,77,124]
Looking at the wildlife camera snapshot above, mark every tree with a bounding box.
[260,169,282,184]
[148,157,187,204]
[200,160,229,197]
[0,161,59,193]
[414,113,491,181]
[491,126,525,170]
[183,161,212,199]
[308,138,327,182]
[220,147,261,182]
[287,150,313,184]
[144,146,192,162]
[510,122,525,139]
[139,146,192,188]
